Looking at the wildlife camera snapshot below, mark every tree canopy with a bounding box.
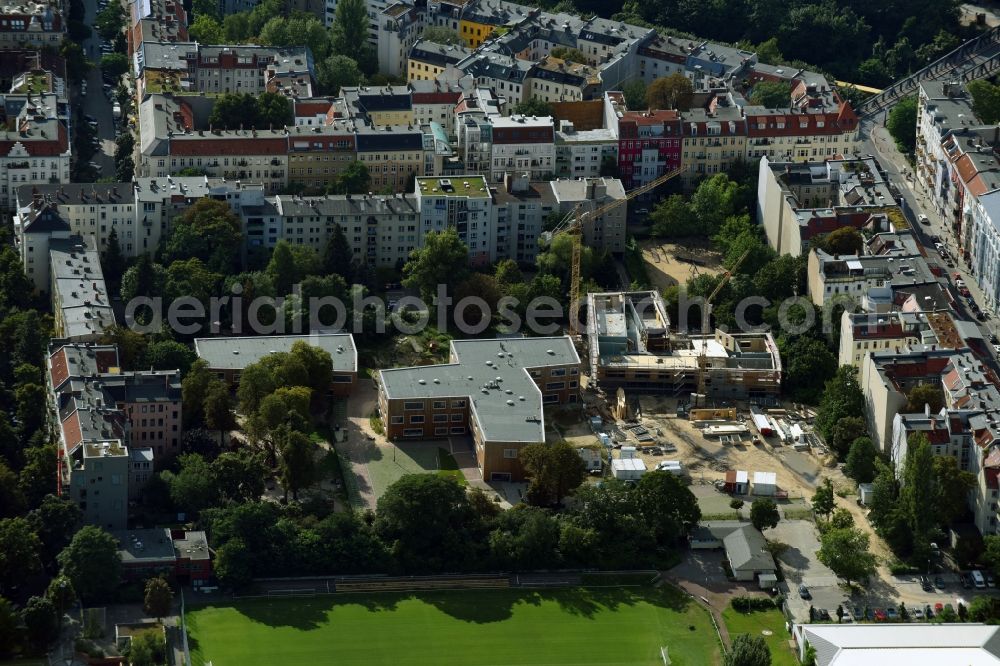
[402,228,470,303]
[887,96,917,154]
[162,198,243,273]
[647,73,693,110]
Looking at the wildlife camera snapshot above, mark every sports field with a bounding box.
[186,585,721,666]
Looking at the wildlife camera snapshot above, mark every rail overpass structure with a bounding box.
[857,25,1000,120]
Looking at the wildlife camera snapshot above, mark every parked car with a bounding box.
[885,607,898,621]
[988,572,996,588]
[841,610,854,623]
[818,608,831,621]
[962,573,972,589]
[935,602,944,613]
[912,607,924,620]
[874,608,887,622]
[934,576,946,589]
[919,214,930,225]
[921,575,934,591]
[798,584,811,600]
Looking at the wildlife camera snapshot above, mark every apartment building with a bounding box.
[127,0,187,57]
[195,334,357,396]
[489,114,555,182]
[0,91,71,210]
[457,0,525,48]
[550,177,626,254]
[50,237,114,341]
[48,341,183,528]
[414,175,494,265]
[0,0,63,49]
[456,50,532,104]
[757,156,904,256]
[377,336,581,482]
[915,81,982,226]
[526,56,601,103]
[136,43,315,99]
[408,40,471,81]
[554,120,618,179]
[411,79,467,132]
[681,103,746,186]
[342,85,415,126]
[491,172,555,264]
[355,124,427,190]
[743,77,860,163]
[612,105,682,190]
[286,122,357,193]
[807,249,938,308]
[586,290,782,398]
[838,310,979,369]
[636,35,754,89]
[373,1,423,77]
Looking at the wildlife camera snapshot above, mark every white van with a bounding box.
[973,570,986,589]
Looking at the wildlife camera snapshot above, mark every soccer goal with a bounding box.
[660,646,671,665]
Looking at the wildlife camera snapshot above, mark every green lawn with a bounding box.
[186,585,721,666]
[721,608,796,666]
[365,443,466,496]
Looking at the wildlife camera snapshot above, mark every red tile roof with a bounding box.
[169,136,288,156]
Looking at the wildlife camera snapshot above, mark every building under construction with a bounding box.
[586,291,783,399]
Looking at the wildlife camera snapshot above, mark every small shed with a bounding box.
[757,573,778,590]
[612,458,647,481]
[724,470,749,494]
[752,471,777,496]
[620,446,638,459]
[577,447,602,472]
[858,482,874,506]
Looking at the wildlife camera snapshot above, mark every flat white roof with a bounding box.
[612,458,646,471]
[753,471,776,485]
[796,623,1000,666]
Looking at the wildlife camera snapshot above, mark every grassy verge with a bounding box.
[722,607,796,666]
[436,448,466,485]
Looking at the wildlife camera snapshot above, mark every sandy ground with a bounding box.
[641,238,724,292]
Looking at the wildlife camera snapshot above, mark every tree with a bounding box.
[60,39,91,84]
[375,474,485,572]
[162,453,219,515]
[750,499,779,531]
[815,366,865,442]
[730,498,744,510]
[163,198,242,273]
[519,442,587,507]
[0,597,17,658]
[901,432,936,547]
[636,471,702,547]
[101,229,127,291]
[829,508,854,529]
[513,97,554,117]
[818,227,864,256]
[781,337,837,404]
[968,80,1000,124]
[818,526,878,587]
[317,54,364,96]
[421,25,464,46]
[182,360,213,426]
[691,174,740,234]
[22,595,58,649]
[212,450,266,503]
[750,81,791,107]
[223,13,250,41]
[257,92,293,129]
[844,437,878,483]
[402,228,470,302]
[128,629,167,666]
[0,517,42,593]
[279,428,316,501]
[811,478,835,520]
[203,381,236,444]
[646,72,693,111]
[143,340,196,375]
[969,595,998,622]
[327,160,371,195]
[724,634,771,666]
[904,383,944,414]
[27,495,81,561]
[322,223,355,280]
[259,15,331,60]
[94,3,125,41]
[188,14,223,43]
[214,538,255,589]
[15,382,47,446]
[621,79,646,110]
[45,575,76,618]
[331,0,370,59]
[100,53,129,80]
[19,443,56,507]
[267,240,300,295]
[831,416,867,459]
[143,577,173,619]
[550,47,587,64]
[887,96,918,153]
[933,455,975,527]
[57,526,121,603]
[0,462,26,518]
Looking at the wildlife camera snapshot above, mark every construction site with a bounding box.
[558,288,832,506]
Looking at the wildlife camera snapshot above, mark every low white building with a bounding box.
[752,471,776,496]
[611,457,646,480]
[794,623,1000,665]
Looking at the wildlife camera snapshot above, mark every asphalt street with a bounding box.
[78,0,118,180]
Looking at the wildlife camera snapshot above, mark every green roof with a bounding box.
[416,176,490,199]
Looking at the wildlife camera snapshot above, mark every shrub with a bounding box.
[731,596,777,612]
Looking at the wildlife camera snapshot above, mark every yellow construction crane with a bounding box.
[542,165,686,334]
[696,247,751,396]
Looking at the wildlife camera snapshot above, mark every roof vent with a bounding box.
[507,400,515,406]
[232,350,239,354]
[433,378,440,383]
[519,396,526,401]
[546,349,555,354]
[418,379,426,384]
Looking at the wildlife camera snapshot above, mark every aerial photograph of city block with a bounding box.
[3,0,1000,663]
